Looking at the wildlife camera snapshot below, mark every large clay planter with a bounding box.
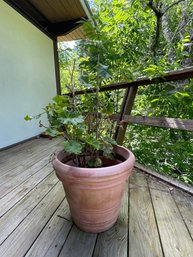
[52,145,135,233]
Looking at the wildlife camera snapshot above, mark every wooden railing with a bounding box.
[64,66,193,145]
[111,115,193,131]
[65,66,193,96]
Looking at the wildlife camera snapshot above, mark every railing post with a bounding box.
[114,85,138,145]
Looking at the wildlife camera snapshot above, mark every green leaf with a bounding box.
[24,115,32,121]
[45,128,59,137]
[144,67,156,72]
[151,98,159,103]
[52,95,69,107]
[87,159,95,168]
[87,157,103,168]
[84,136,101,150]
[59,115,84,125]
[97,63,112,79]
[182,36,190,43]
[63,140,82,155]
[104,137,117,146]
[79,74,92,87]
[94,157,103,167]
[177,92,190,97]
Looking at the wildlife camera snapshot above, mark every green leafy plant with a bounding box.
[25,92,117,168]
[25,18,117,167]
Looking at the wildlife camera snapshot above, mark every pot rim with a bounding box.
[52,145,135,177]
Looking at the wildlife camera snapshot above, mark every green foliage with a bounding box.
[84,135,101,150]
[129,78,193,184]
[59,116,84,126]
[133,80,193,119]
[63,140,83,155]
[26,0,193,181]
[45,128,60,137]
[80,0,193,183]
[125,126,193,184]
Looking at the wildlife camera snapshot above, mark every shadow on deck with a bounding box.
[0,138,193,257]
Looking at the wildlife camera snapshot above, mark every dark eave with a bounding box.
[3,0,89,40]
[47,19,84,37]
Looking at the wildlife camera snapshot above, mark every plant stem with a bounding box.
[70,59,76,111]
[96,53,100,141]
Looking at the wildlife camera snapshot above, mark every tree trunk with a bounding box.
[162,12,174,60]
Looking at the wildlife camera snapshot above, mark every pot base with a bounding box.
[74,219,117,233]
[70,201,121,233]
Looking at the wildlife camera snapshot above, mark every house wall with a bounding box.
[0,1,57,148]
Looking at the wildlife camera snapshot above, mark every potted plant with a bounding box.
[25,29,135,232]
[25,89,135,233]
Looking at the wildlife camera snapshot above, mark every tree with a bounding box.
[58,0,193,183]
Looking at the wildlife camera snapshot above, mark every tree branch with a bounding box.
[164,0,185,13]
[147,1,163,55]
[147,1,163,17]
[148,0,185,56]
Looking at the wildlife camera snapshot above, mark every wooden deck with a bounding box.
[0,137,193,257]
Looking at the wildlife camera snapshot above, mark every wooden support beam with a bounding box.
[113,87,130,142]
[53,40,61,95]
[114,86,138,145]
[111,115,193,131]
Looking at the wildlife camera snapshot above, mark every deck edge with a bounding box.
[0,135,42,151]
[135,163,193,196]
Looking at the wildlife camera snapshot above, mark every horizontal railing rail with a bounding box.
[64,66,193,97]
[110,115,193,131]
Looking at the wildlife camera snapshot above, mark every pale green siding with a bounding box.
[0,1,57,148]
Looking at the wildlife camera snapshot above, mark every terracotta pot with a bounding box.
[52,145,135,233]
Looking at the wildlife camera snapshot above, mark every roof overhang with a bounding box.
[3,0,92,41]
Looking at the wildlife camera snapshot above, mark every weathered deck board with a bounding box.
[149,179,193,257]
[59,226,97,257]
[0,137,42,157]
[0,138,62,179]
[0,137,61,172]
[129,170,163,257]
[0,172,58,244]
[93,182,129,257]
[0,140,62,198]
[0,153,43,181]
[0,138,193,257]
[0,157,52,199]
[25,199,72,257]
[172,190,193,240]
[0,183,64,257]
[0,162,53,217]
